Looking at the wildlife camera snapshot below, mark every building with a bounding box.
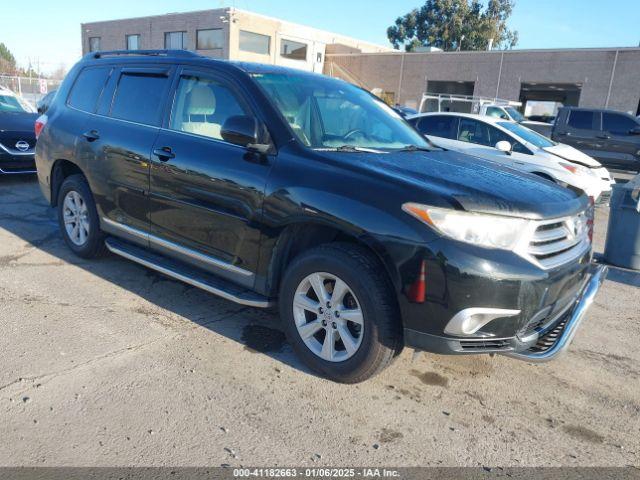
[81,8,393,73]
[326,47,640,115]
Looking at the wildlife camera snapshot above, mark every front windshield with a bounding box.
[252,72,431,151]
[498,121,556,148]
[504,106,526,122]
[0,94,33,113]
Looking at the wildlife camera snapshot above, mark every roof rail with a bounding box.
[87,49,201,60]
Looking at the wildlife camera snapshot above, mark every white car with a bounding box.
[408,112,614,202]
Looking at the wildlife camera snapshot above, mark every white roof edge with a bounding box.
[326,46,640,57]
[228,7,394,51]
[80,7,394,52]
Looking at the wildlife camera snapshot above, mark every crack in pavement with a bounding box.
[0,336,176,396]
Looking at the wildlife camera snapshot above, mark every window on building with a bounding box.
[165,31,187,50]
[239,30,270,55]
[67,67,112,113]
[603,112,637,135]
[197,29,224,50]
[568,110,595,130]
[89,37,101,52]
[170,75,247,141]
[280,39,307,61]
[110,72,170,126]
[126,34,140,51]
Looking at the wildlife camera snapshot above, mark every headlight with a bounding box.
[402,203,531,250]
[560,162,590,176]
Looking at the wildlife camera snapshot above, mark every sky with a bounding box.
[2,0,639,75]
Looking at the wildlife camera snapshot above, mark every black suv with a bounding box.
[0,87,38,174]
[552,107,640,172]
[35,51,607,383]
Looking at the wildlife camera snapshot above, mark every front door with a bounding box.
[554,109,602,160]
[149,68,272,286]
[599,111,640,171]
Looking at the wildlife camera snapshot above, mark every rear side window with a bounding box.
[110,72,170,126]
[603,112,637,135]
[567,110,595,130]
[67,67,112,113]
[417,116,458,139]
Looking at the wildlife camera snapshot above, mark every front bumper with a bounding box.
[404,263,607,360]
[0,147,36,174]
[503,263,607,362]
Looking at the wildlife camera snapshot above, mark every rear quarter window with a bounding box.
[567,110,596,130]
[109,72,170,126]
[67,67,112,113]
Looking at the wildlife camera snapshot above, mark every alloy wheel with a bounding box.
[62,190,90,246]
[293,272,364,363]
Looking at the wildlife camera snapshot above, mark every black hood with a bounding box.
[0,111,39,134]
[321,149,587,220]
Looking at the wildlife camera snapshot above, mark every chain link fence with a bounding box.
[0,75,62,108]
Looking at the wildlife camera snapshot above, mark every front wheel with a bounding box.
[279,243,403,383]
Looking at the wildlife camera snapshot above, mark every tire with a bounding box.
[57,174,108,259]
[279,243,403,383]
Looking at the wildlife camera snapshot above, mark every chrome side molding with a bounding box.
[101,217,253,277]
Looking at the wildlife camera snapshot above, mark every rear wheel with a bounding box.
[57,174,107,258]
[279,243,403,383]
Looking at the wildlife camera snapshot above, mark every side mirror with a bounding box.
[629,126,640,135]
[495,140,512,154]
[221,115,269,152]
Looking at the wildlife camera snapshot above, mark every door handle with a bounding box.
[596,134,611,139]
[82,130,100,142]
[557,132,570,136]
[153,147,175,161]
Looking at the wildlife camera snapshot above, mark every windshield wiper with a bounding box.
[396,144,433,152]
[316,145,385,153]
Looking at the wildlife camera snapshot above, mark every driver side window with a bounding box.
[487,125,532,155]
[170,75,247,141]
[458,118,492,146]
[486,107,507,119]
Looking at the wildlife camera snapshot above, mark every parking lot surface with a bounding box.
[0,175,639,467]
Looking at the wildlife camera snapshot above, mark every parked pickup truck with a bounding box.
[552,107,640,173]
[35,50,607,383]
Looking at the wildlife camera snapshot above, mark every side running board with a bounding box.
[105,238,274,308]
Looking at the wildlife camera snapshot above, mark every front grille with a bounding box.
[529,315,569,353]
[459,339,511,351]
[524,212,590,270]
[0,133,35,155]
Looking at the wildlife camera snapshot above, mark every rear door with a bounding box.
[600,111,640,171]
[554,109,601,159]
[148,67,273,287]
[86,66,174,244]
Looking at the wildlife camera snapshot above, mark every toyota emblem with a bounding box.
[15,140,30,152]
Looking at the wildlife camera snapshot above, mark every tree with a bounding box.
[387,0,518,52]
[0,42,17,74]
